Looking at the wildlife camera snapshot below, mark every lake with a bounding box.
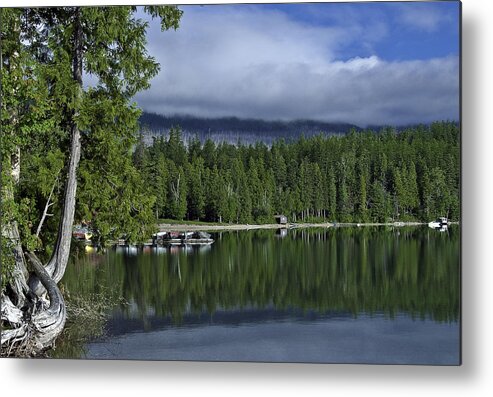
[58,226,460,365]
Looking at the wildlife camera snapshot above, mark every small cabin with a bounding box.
[274,215,288,225]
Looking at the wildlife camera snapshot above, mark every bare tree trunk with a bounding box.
[45,7,83,283]
[3,220,29,306]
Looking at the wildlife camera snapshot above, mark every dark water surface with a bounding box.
[61,226,460,364]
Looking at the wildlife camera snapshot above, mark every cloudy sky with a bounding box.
[134,1,460,127]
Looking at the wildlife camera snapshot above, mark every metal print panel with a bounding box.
[0,1,461,364]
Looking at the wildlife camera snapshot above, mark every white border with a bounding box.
[2,0,493,396]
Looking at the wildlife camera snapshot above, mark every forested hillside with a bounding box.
[133,121,460,224]
[139,112,361,145]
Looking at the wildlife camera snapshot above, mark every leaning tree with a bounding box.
[1,5,182,356]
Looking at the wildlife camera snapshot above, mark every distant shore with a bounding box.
[156,221,437,232]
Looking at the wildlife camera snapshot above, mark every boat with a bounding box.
[152,231,214,246]
[428,217,449,230]
[73,225,93,241]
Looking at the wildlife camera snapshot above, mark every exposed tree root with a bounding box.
[1,252,66,357]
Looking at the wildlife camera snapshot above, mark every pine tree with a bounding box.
[153,154,169,219]
[186,157,206,220]
[358,173,369,222]
[327,170,337,221]
[406,161,419,216]
[167,126,187,166]
[312,163,324,218]
[392,167,404,220]
[167,164,188,220]
[369,180,387,222]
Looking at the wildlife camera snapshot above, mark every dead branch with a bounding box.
[35,175,59,238]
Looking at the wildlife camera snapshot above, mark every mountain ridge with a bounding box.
[138,112,458,146]
[138,112,362,145]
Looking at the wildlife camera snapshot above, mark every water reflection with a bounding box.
[63,226,460,326]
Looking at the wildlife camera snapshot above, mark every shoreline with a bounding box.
[156,221,445,232]
[100,221,459,246]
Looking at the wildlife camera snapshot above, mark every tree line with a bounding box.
[133,121,460,224]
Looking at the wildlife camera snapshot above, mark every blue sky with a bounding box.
[136,1,460,126]
[261,2,459,61]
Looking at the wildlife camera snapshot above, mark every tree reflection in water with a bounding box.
[62,226,459,326]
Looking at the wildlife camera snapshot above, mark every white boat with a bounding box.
[428,217,449,229]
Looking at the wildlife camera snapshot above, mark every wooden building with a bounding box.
[274,214,288,225]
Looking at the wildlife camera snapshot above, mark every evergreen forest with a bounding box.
[133,121,460,225]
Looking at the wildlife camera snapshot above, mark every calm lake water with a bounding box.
[59,226,460,364]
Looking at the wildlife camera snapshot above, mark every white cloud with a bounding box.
[135,5,459,127]
[397,3,453,33]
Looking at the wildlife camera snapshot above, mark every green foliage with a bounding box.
[0,237,15,290]
[166,163,187,220]
[0,161,16,289]
[1,5,183,274]
[186,158,206,220]
[49,283,126,359]
[138,122,459,224]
